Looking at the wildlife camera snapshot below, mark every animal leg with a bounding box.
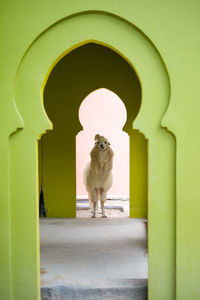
[91,188,98,218]
[89,198,94,214]
[92,202,97,218]
[88,193,93,213]
[90,202,100,213]
[100,189,107,218]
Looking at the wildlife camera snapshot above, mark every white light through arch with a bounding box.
[76,88,129,198]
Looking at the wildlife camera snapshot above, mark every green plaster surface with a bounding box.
[0,1,200,300]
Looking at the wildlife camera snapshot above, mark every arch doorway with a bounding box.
[77,88,130,217]
[11,12,175,299]
[39,43,147,219]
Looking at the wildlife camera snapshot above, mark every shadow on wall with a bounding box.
[39,43,147,218]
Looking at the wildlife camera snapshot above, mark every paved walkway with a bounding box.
[40,218,147,283]
[40,218,148,299]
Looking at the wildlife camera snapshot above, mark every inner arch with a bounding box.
[79,88,127,130]
[40,42,147,218]
[77,88,129,201]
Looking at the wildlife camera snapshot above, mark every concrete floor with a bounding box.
[40,217,148,289]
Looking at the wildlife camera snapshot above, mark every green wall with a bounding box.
[41,43,147,218]
[1,1,200,300]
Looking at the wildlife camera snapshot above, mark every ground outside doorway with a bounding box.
[40,200,148,300]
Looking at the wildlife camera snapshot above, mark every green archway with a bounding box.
[8,11,175,300]
[40,42,147,219]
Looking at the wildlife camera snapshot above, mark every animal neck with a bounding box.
[97,150,112,174]
[97,150,107,164]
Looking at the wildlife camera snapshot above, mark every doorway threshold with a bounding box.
[40,218,148,300]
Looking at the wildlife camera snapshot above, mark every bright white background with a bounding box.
[76,88,129,197]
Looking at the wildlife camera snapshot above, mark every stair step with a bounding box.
[77,197,129,203]
[76,204,124,211]
[41,279,147,300]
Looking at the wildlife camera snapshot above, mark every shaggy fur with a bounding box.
[83,134,114,218]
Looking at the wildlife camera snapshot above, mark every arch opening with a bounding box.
[39,41,148,288]
[76,88,130,217]
[10,11,176,299]
[39,42,147,219]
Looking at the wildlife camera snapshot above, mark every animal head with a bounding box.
[94,134,110,151]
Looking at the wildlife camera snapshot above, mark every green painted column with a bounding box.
[148,130,176,300]
[130,129,148,218]
[176,136,200,300]
[0,140,12,300]
[41,129,77,218]
[10,131,40,300]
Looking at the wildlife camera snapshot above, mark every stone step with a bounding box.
[41,279,147,300]
[77,197,129,203]
[76,204,124,211]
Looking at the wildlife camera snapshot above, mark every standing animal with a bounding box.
[83,134,114,218]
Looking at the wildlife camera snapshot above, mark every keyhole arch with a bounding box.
[78,87,127,131]
[10,11,175,299]
[77,87,130,199]
[40,42,146,219]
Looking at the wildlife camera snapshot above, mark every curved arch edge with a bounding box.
[13,9,175,143]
